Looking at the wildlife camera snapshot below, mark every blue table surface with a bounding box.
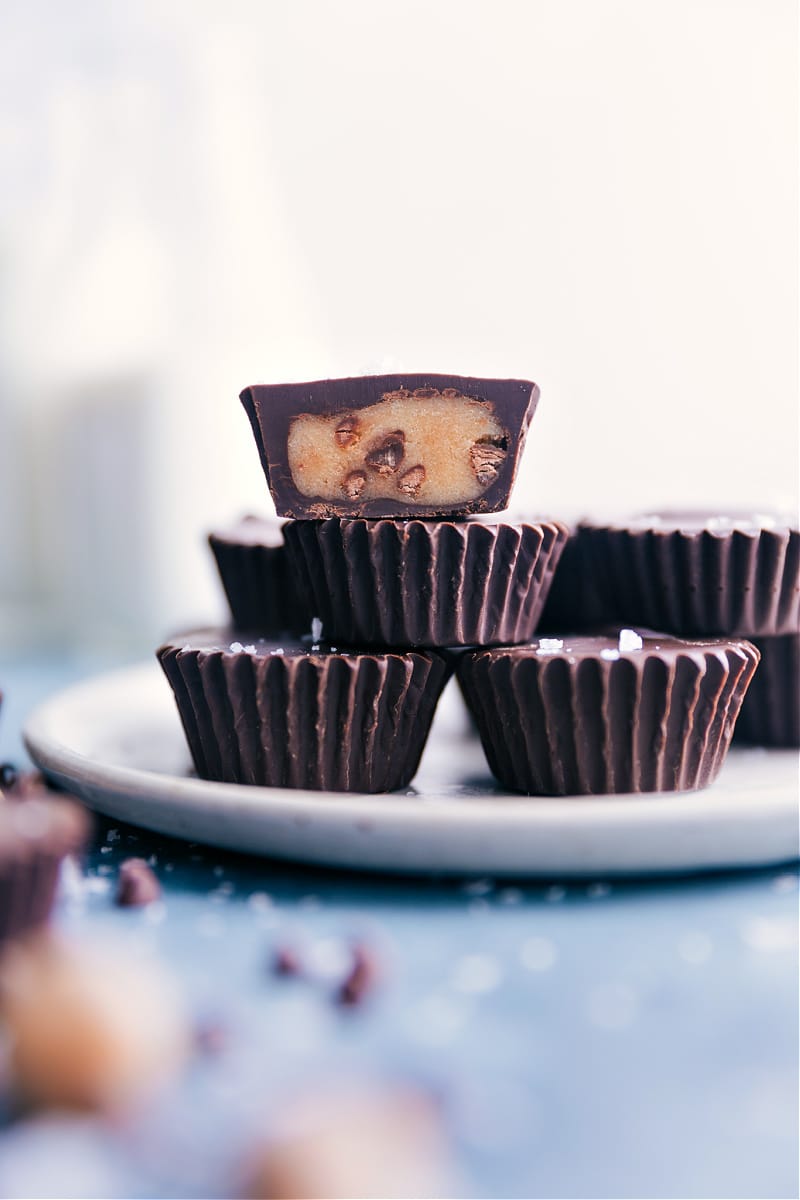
[0,652,798,1200]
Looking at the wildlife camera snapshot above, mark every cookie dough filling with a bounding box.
[286,387,509,507]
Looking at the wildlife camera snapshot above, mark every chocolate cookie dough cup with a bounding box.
[458,632,759,795]
[0,796,88,949]
[582,514,800,637]
[157,630,449,793]
[734,635,800,747]
[208,516,310,635]
[283,517,568,649]
[240,374,539,519]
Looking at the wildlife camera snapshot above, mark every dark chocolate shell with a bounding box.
[581,514,800,637]
[283,517,569,649]
[157,632,449,793]
[458,632,760,795]
[208,517,310,636]
[734,635,799,747]
[0,795,88,947]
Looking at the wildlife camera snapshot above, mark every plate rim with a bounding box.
[22,661,800,876]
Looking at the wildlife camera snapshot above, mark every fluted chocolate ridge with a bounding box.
[458,633,760,795]
[581,517,800,637]
[0,796,89,946]
[208,518,310,635]
[734,635,799,747]
[283,518,569,649]
[157,632,449,793]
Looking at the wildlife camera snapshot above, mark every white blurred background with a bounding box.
[0,0,796,655]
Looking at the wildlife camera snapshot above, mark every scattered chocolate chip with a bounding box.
[334,415,360,448]
[470,435,508,485]
[272,945,302,977]
[1,769,48,800]
[337,943,379,1007]
[194,1020,228,1056]
[115,857,162,907]
[365,431,405,475]
[0,762,19,790]
[398,464,426,497]
[342,470,367,500]
[413,386,440,399]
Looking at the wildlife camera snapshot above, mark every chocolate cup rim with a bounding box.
[239,372,540,397]
[459,632,761,669]
[285,516,570,534]
[156,629,451,669]
[579,515,799,538]
[207,517,285,550]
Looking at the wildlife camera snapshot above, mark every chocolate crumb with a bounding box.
[272,945,302,977]
[337,943,379,1007]
[0,762,19,790]
[115,858,162,907]
[194,1020,228,1056]
[2,769,50,800]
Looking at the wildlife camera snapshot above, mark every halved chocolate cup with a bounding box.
[240,374,539,519]
[0,792,88,948]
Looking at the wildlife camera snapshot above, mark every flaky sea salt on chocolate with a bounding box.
[240,374,539,518]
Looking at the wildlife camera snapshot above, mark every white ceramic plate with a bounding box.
[23,663,799,877]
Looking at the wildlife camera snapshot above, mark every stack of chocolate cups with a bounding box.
[159,376,767,798]
[159,374,569,793]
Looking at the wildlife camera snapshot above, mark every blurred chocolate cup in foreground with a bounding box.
[0,790,88,952]
[0,932,189,1113]
[245,1083,454,1200]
